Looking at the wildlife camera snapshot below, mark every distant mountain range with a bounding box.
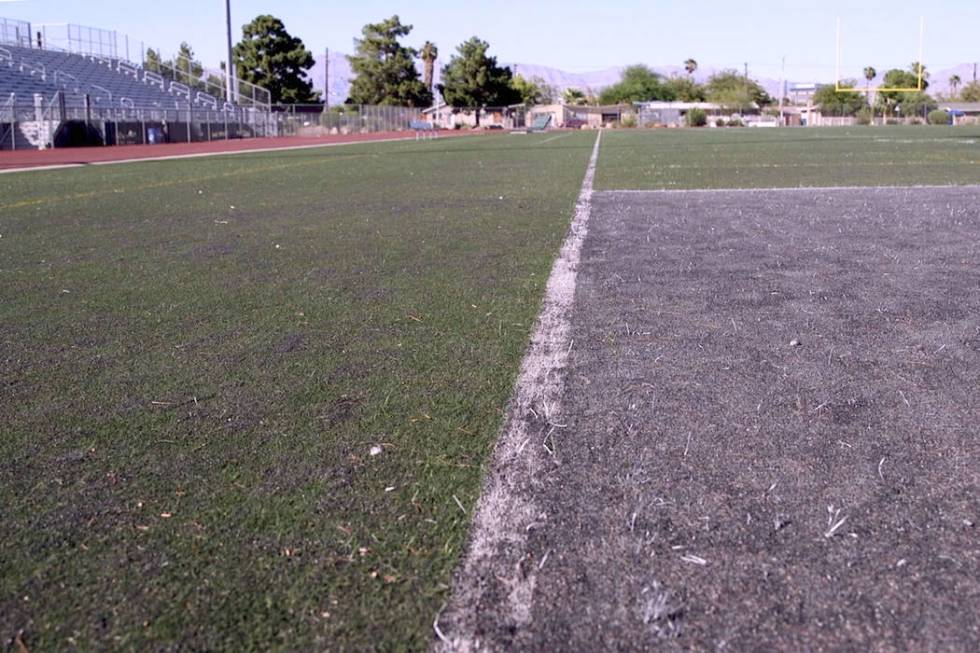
[307,52,976,104]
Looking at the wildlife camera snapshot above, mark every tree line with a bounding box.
[814,63,980,120]
[145,15,319,104]
[151,14,980,116]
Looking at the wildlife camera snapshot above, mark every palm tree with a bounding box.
[863,66,876,104]
[421,41,438,97]
[684,58,698,78]
[949,74,962,99]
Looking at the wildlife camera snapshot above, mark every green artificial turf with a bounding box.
[596,125,980,190]
[0,132,596,651]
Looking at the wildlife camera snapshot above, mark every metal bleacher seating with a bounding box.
[0,44,217,109]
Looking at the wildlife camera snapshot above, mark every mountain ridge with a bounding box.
[308,52,975,104]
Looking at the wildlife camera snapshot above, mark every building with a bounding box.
[940,102,980,125]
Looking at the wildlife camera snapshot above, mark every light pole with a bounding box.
[224,0,235,103]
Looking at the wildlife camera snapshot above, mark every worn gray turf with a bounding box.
[442,186,980,650]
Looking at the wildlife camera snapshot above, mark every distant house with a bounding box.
[940,102,980,125]
[422,102,526,129]
[789,83,827,106]
[635,101,728,126]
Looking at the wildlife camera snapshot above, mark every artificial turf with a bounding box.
[596,125,980,190]
[0,132,597,650]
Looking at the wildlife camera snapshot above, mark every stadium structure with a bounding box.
[0,18,273,150]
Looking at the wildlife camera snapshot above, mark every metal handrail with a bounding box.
[90,83,112,102]
[54,70,78,89]
[0,46,11,63]
[169,81,190,98]
[118,60,138,78]
[144,70,164,90]
[120,97,134,109]
[20,60,46,81]
[196,91,217,109]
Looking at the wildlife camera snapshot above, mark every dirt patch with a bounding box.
[448,186,980,650]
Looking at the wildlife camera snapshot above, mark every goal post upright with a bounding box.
[835,15,927,93]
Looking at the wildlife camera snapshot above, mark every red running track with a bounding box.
[0,130,468,171]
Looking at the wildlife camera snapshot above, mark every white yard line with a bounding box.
[535,132,572,146]
[598,183,980,194]
[433,131,602,652]
[0,133,483,175]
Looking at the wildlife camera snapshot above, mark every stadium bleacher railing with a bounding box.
[0,18,271,111]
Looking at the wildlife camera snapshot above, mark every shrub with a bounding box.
[726,118,744,127]
[620,115,637,128]
[715,118,726,127]
[685,108,707,127]
[855,107,873,125]
[928,109,950,125]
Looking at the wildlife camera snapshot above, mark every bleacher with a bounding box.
[0,18,274,150]
[0,43,218,109]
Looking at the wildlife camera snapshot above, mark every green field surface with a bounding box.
[0,132,596,650]
[596,125,980,190]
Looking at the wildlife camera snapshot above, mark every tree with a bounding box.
[878,62,932,116]
[863,66,876,104]
[949,74,961,99]
[684,58,698,78]
[439,37,520,125]
[813,82,864,116]
[511,74,556,105]
[685,107,707,126]
[421,41,438,96]
[961,80,980,102]
[346,16,430,107]
[704,70,771,112]
[234,15,319,104]
[895,91,936,119]
[909,61,929,86]
[599,65,671,104]
[664,75,705,102]
[144,48,167,78]
[563,87,588,106]
[173,42,204,89]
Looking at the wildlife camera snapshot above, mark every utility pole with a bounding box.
[974,62,978,82]
[744,62,748,79]
[323,48,330,112]
[224,0,236,103]
[779,56,785,126]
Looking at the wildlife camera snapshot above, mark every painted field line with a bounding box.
[433,131,602,652]
[0,132,486,175]
[599,183,980,194]
[535,132,572,146]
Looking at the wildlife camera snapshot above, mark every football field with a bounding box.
[1,126,978,650]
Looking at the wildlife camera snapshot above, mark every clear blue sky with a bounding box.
[2,0,977,80]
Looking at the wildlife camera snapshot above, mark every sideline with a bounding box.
[598,183,980,194]
[0,131,482,175]
[433,130,603,652]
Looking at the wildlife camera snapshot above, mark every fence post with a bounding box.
[187,104,191,143]
[224,110,228,140]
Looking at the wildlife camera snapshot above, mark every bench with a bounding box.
[409,120,437,140]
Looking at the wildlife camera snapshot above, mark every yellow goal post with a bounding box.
[835,17,926,93]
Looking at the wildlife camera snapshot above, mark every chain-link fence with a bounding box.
[0,92,276,150]
[0,17,31,48]
[272,104,424,136]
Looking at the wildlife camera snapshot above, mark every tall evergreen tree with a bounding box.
[439,37,519,125]
[346,16,431,107]
[233,15,319,104]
